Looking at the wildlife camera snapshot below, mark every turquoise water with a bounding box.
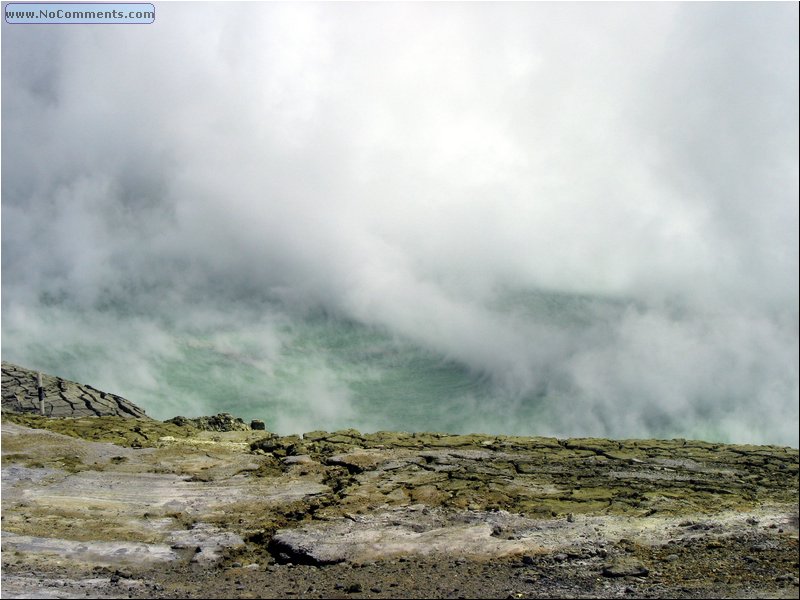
[156,311,511,434]
[3,297,554,435]
[3,290,797,445]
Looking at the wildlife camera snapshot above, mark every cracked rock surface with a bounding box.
[2,362,149,419]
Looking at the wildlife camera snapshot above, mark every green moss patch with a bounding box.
[2,413,199,447]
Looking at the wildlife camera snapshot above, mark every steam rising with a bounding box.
[2,3,798,445]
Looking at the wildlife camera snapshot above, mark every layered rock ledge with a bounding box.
[1,368,798,598]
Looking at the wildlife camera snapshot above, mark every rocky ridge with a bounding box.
[1,366,798,598]
[166,413,251,432]
[2,362,149,419]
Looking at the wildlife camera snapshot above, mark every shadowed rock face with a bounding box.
[2,362,149,419]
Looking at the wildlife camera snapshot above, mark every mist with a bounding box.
[2,3,798,446]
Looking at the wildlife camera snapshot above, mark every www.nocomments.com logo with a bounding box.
[5,3,155,24]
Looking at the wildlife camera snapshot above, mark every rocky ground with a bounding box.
[1,410,798,599]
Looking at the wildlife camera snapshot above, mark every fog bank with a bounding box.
[3,3,798,445]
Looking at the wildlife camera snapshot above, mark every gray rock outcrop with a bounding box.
[1,362,149,419]
[165,413,250,432]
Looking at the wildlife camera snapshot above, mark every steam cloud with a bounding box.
[2,3,798,445]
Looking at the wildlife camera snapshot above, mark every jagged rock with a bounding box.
[165,413,249,432]
[1,362,149,419]
[250,434,307,457]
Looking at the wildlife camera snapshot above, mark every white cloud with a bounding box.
[3,3,797,444]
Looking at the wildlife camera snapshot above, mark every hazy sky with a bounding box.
[2,3,798,444]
